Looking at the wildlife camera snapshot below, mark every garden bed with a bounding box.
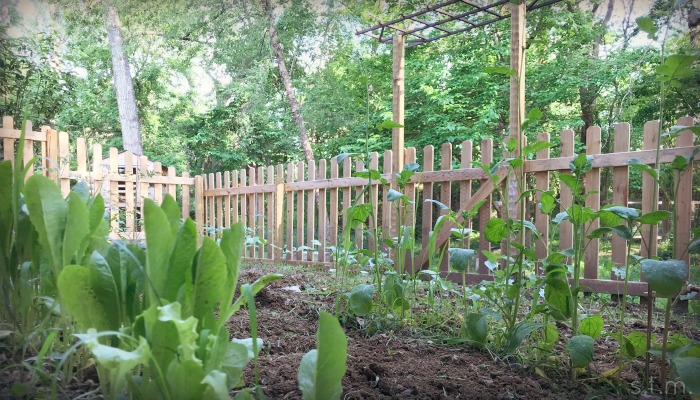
[231,264,699,400]
[1,262,698,400]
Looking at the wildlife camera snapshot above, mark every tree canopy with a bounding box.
[1,0,698,177]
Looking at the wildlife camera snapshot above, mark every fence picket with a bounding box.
[584,126,601,280]
[318,160,328,262]
[534,133,550,272]
[559,129,575,255]
[329,157,339,251]
[675,116,694,265]
[307,160,316,261]
[611,123,630,280]
[267,166,275,259]
[296,161,305,261]
[422,146,434,255]
[641,121,659,259]
[286,163,295,260]
[477,139,492,273]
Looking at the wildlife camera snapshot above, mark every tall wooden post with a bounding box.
[391,34,405,241]
[507,1,526,219]
[392,34,405,174]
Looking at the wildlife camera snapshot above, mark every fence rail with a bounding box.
[2,116,697,297]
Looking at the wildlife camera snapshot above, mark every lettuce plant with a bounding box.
[59,195,282,399]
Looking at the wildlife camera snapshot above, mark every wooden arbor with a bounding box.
[356,0,564,269]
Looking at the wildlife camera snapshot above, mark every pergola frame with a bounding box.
[356,0,564,48]
[356,0,564,262]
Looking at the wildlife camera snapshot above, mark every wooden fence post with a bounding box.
[675,116,694,266]
[640,121,659,259]
[584,126,601,280]
[194,175,204,240]
[534,132,550,274]
[559,129,574,255]
[611,123,630,281]
[477,139,492,273]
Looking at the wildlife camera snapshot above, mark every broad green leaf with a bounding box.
[193,237,227,329]
[638,210,672,225]
[484,218,507,243]
[221,340,254,388]
[57,265,111,332]
[673,357,700,395]
[538,191,556,215]
[201,370,230,400]
[403,162,420,172]
[657,55,698,83]
[166,359,207,400]
[348,284,374,316]
[540,322,558,350]
[601,206,639,221]
[162,218,197,302]
[505,322,542,354]
[523,141,553,155]
[380,120,403,129]
[0,161,13,227]
[636,16,658,39]
[298,312,347,400]
[559,174,579,192]
[570,154,593,174]
[671,155,689,171]
[158,303,200,362]
[567,335,594,368]
[505,137,518,153]
[225,273,283,320]
[627,159,658,179]
[144,198,175,303]
[88,251,121,330]
[63,192,90,265]
[425,198,449,210]
[448,248,475,272]
[613,332,651,358]
[160,194,182,235]
[386,189,406,202]
[76,329,150,397]
[483,66,515,76]
[463,313,488,346]
[641,259,688,296]
[544,274,572,320]
[345,203,372,230]
[25,175,68,272]
[580,314,604,339]
[218,223,245,322]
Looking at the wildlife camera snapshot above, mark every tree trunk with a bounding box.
[261,0,314,164]
[105,5,143,155]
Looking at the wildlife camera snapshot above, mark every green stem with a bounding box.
[660,297,672,400]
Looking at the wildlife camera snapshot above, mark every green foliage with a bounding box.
[567,335,594,369]
[641,259,688,296]
[298,312,348,400]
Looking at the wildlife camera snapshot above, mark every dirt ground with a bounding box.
[232,266,699,400]
[1,263,698,399]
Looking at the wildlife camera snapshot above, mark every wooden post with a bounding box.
[640,121,659,259]
[392,35,405,175]
[534,132,550,274]
[392,35,405,240]
[584,126,601,280]
[477,139,493,273]
[194,175,204,240]
[507,0,526,220]
[611,123,630,281]
[559,129,575,255]
[274,164,284,261]
[675,116,694,266]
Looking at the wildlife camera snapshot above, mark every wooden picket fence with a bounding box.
[199,117,699,296]
[2,115,697,297]
[0,117,197,240]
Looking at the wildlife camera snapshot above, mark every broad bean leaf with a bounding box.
[568,335,594,368]
[641,259,688,296]
[580,314,604,339]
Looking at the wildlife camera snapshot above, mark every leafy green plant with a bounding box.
[58,195,282,399]
[298,312,347,400]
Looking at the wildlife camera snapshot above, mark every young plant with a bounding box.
[298,312,348,400]
[58,195,282,399]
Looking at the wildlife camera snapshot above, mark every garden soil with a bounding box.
[1,263,698,399]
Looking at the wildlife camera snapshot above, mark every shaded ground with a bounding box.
[232,265,699,400]
[1,263,698,399]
